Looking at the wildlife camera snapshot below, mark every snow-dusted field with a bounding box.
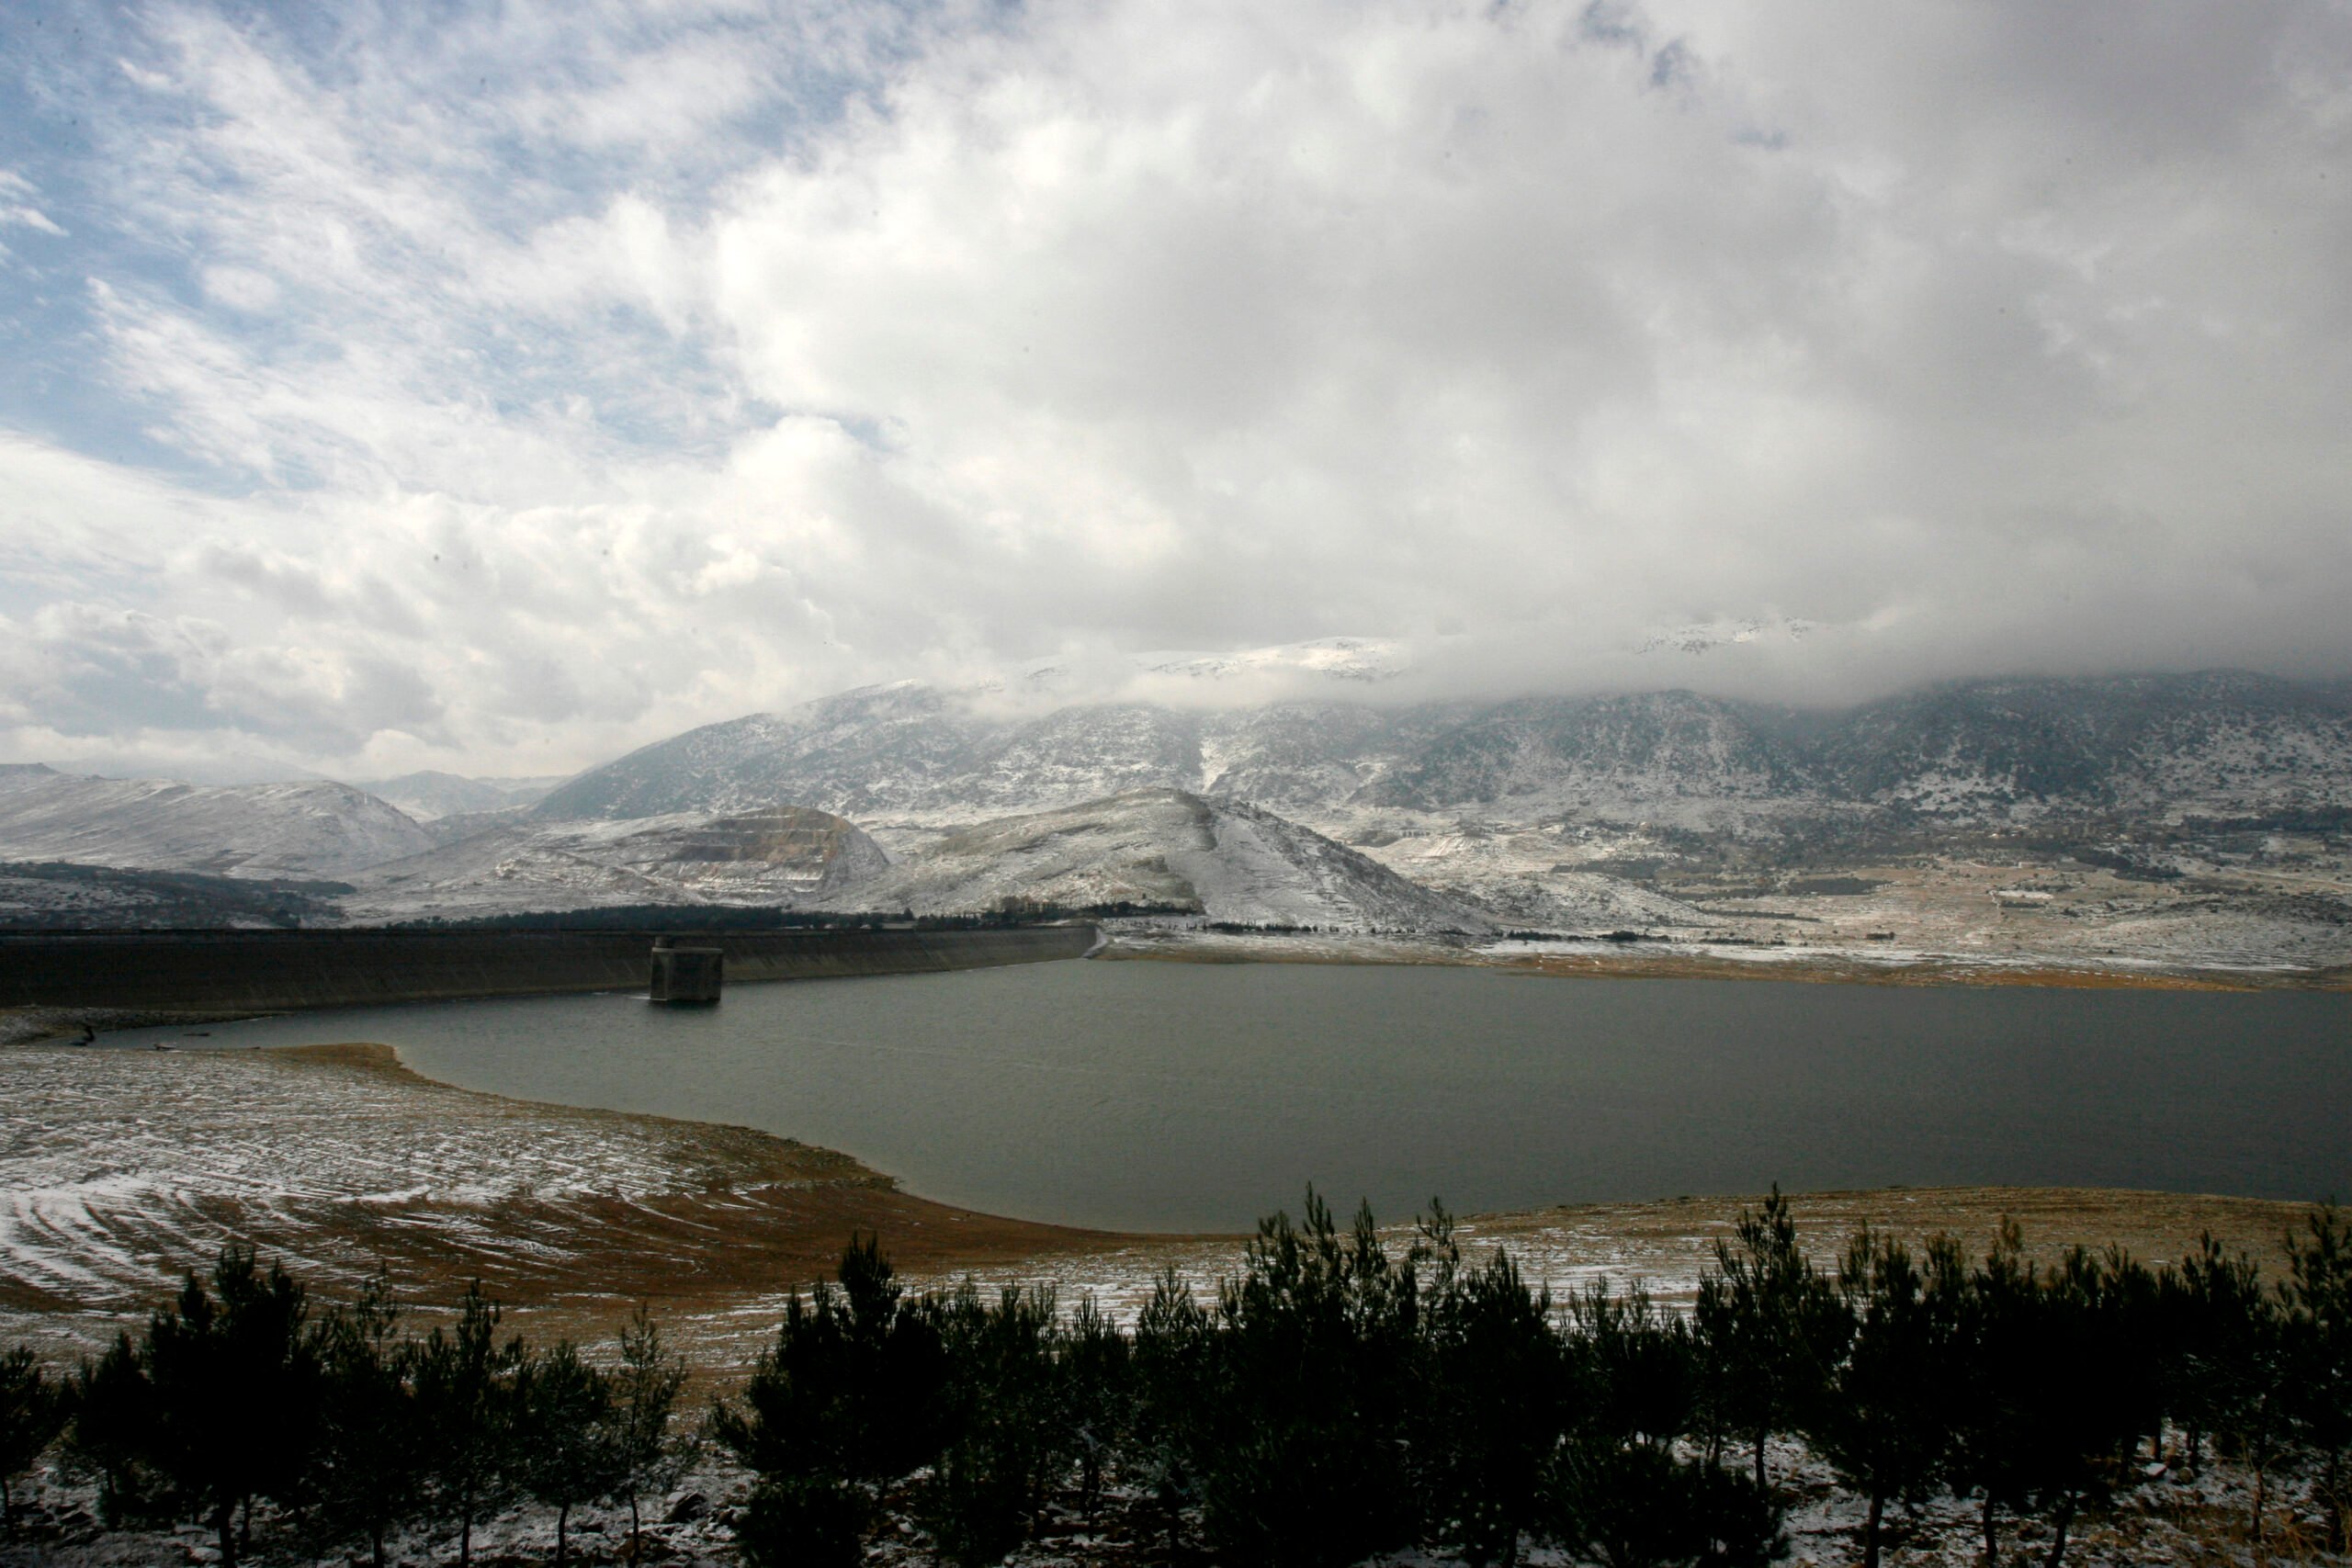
[2,1031,2339,1565]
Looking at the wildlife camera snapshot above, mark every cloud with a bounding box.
[0,0,2346,779]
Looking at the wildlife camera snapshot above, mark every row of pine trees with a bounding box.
[3,1194,2349,1567]
[0,1252,691,1568]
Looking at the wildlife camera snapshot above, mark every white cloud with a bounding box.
[0,0,2346,776]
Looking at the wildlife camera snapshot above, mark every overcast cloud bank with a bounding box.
[1,0,2346,780]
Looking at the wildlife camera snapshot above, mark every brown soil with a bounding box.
[3,1038,2330,1380]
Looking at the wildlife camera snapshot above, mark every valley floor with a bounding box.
[3,1026,2343,1565]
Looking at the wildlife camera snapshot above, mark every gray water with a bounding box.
[124,961,2352,1233]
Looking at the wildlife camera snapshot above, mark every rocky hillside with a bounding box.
[0,765,433,880]
[338,807,888,921]
[532,672,2352,832]
[850,790,1499,932]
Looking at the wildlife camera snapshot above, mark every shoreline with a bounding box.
[2,1030,2331,1376]
[3,924,2344,1055]
[1098,928,2352,991]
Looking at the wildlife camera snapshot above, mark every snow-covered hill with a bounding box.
[0,765,433,880]
[536,671,2352,833]
[339,807,888,921]
[849,790,1499,931]
[1815,672,2352,820]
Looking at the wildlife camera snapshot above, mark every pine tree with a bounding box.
[1943,1219,2041,1565]
[140,1245,322,1568]
[1193,1191,1431,1568]
[610,1304,692,1562]
[2283,1204,2352,1553]
[309,1277,428,1568]
[2162,1235,2275,1477]
[1996,1247,2151,1568]
[1055,1294,1131,1533]
[924,1281,1059,1567]
[1695,1188,1848,1493]
[1550,1438,1784,1568]
[1125,1266,1211,1555]
[1550,1277,1781,1568]
[1424,1247,1566,1568]
[0,1347,74,1533]
[62,1333,158,1526]
[714,1235,951,1568]
[413,1281,527,1568]
[1804,1230,1963,1568]
[520,1340,626,1568]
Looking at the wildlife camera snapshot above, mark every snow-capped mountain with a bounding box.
[1015,636,1412,696]
[0,765,434,880]
[537,671,2352,832]
[1357,693,1812,814]
[1633,616,1826,656]
[1815,672,2352,818]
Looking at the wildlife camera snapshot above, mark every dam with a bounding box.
[0,924,1099,1015]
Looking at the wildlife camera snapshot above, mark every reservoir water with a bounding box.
[132,961,2352,1233]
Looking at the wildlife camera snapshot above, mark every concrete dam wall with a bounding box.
[0,925,1099,1013]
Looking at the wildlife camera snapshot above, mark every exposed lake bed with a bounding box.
[6,954,2346,1366]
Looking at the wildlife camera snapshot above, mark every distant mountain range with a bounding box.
[350,771,566,822]
[0,765,433,880]
[2,669,2346,944]
[536,671,2352,829]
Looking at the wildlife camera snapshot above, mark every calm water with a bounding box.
[124,961,2352,1233]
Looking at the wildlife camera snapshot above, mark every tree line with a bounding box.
[1,1251,690,1568]
[3,1195,2348,1567]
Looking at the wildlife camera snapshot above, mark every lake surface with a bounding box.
[123,961,2352,1233]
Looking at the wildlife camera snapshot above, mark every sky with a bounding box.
[1,0,2347,782]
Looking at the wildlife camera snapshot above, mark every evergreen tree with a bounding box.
[1125,1266,1212,1555]
[1423,1246,1566,1568]
[1804,1230,1963,1568]
[413,1281,527,1568]
[714,1235,950,1567]
[0,1346,74,1533]
[1695,1188,1848,1492]
[62,1333,158,1526]
[2161,1235,2276,1478]
[1573,1279,1701,1450]
[2282,1204,2352,1553]
[610,1304,693,1562]
[1055,1294,1131,1533]
[1193,1191,1430,1568]
[733,1477,865,1568]
[1942,1220,2041,1565]
[2001,1247,2149,1568]
[1551,1438,1785,1568]
[923,1281,1059,1567]
[2099,1248,2168,1462]
[1550,1278,1780,1568]
[308,1277,428,1568]
[520,1340,626,1568]
[140,1245,322,1568]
